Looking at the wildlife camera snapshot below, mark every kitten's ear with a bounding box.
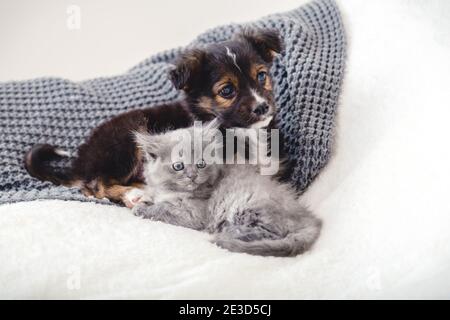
[134,131,161,161]
[169,49,205,90]
[204,118,221,133]
[237,28,283,63]
[202,119,223,148]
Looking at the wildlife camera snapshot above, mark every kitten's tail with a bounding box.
[24,144,78,187]
[213,216,322,257]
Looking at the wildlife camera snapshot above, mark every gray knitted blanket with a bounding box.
[0,0,345,205]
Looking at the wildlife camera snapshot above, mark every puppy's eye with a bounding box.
[196,159,206,169]
[257,71,267,84]
[218,84,235,99]
[172,162,185,171]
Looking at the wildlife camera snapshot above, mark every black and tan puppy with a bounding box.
[24,29,282,206]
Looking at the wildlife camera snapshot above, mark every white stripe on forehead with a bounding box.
[225,46,242,73]
[251,89,267,104]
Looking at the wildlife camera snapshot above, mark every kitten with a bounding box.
[132,123,322,257]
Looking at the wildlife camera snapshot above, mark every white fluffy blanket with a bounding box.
[1,0,450,299]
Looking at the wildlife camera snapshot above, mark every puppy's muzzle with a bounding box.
[253,102,270,116]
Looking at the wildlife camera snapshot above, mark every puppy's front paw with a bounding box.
[123,188,145,208]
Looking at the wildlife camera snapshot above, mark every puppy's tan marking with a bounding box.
[82,178,145,205]
[251,64,272,91]
[198,96,213,109]
[105,183,145,204]
[215,96,234,109]
[90,179,106,199]
[213,74,238,109]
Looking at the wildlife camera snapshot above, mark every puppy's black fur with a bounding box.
[24,29,283,205]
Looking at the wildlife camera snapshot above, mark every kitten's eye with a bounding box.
[257,71,267,84]
[172,162,185,171]
[218,84,236,99]
[196,159,206,169]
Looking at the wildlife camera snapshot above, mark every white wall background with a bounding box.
[0,0,307,81]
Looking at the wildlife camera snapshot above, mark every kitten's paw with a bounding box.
[123,188,145,208]
[132,202,151,218]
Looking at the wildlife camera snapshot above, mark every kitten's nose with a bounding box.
[186,170,197,180]
[253,103,269,116]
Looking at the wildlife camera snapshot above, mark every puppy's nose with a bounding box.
[253,103,269,116]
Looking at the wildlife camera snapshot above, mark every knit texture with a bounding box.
[0,0,345,205]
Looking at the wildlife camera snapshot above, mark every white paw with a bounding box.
[123,188,145,209]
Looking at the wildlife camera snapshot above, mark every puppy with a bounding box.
[24,29,282,207]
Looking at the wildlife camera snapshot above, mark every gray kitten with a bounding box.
[132,124,322,257]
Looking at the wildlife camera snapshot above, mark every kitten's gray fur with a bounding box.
[132,123,322,257]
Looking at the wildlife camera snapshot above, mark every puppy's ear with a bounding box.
[239,28,283,62]
[170,49,205,90]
